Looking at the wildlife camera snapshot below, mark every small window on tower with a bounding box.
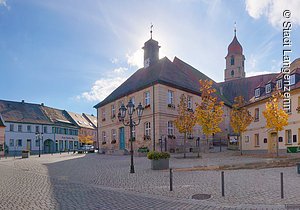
[231,70,234,77]
[230,56,234,65]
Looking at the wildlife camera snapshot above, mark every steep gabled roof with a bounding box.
[67,111,95,129]
[83,113,97,128]
[0,100,52,124]
[94,56,231,108]
[41,106,78,128]
[217,73,278,104]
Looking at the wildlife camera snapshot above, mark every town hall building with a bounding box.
[95,29,300,155]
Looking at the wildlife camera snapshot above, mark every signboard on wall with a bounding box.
[287,146,300,153]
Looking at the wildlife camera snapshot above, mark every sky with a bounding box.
[0,0,300,115]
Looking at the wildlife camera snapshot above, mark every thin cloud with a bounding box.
[77,66,129,102]
[113,67,127,74]
[0,0,9,9]
[77,77,127,102]
[245,0,300,27]
[126,49,143,68]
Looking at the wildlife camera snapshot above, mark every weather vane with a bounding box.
[150,23,153,39]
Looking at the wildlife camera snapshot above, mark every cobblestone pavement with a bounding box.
[0,152,299,210]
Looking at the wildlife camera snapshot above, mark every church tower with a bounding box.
[142,25,160,68]
[224,26,245,81]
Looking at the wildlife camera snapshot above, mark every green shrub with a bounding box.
[137,146,149,153]
[147,151,170,160]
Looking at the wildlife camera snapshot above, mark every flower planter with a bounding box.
[22,150,30,158]
[151,159,169,170]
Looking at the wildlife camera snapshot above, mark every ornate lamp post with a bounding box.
[35,131,43,157]
[119,101,144,173]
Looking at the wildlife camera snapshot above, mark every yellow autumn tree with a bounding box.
[174,94,196,158]
[263,90,289,156]
[195,80,224,151]
[79,135,94,145]
[230,96,253,155]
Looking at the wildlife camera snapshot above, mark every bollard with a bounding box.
[281,172,284,199]
[170,168,173,191]
[221,171,225,197]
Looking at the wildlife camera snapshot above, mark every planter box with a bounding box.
[22,151,30,158]
[151,159,169,170]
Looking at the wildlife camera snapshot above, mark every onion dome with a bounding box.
[228,35,243,55]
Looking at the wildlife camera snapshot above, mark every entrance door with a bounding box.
[26,139,31,151]
[268,132,277,154]
[44,139,54,154]
[119,127,125,150]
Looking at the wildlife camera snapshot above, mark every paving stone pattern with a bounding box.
[0,152,299,209]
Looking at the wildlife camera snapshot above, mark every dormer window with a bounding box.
[265,84,271,94]
[255,88,260,98]
[230,56,234,65]
[290,74,296,85]
[276,79,282,89]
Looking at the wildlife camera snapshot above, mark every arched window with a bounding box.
[230,56,234,65]
[231,70,234,77]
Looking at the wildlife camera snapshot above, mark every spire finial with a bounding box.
[150,23,153,39]
[234,22,237,36]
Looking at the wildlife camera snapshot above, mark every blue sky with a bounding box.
[0,0,300,115]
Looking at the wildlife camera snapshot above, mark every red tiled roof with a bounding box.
[217,73,278,104]
[228,35,243,55]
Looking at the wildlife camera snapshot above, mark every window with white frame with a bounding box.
[254,108,259,121]
[144,91,150,106]
[18,125,22,132]
[17,139,22,147]
[285,129,292,144]
[167,121,174,135]
[265,84,271,94]
[36,126,40,133]
[255,88,260,97]
[9,124,14,132]
[111,104,115,118]
[102,131,106,142]
[111,129,116,140]
[254,134,259,146]
[168,90,174,105]
[290,74,296,85]
[102,108,106,120]
[144,122,151,136]
[276,79,282,89]
[27,125,31,132]
[187,96,192,109]
[244,136,250,143]
[9,139,14,147]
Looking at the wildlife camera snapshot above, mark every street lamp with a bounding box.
[35,131,43,157]
[118,101,144,173]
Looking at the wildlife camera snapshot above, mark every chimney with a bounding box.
[21,100,25,103]
[41,103,44,106]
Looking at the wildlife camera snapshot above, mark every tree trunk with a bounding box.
[276,132,279,157]
[239,132,243,156]
[184,132,186,158]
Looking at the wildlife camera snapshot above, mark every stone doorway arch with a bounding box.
[44,139,55,154]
